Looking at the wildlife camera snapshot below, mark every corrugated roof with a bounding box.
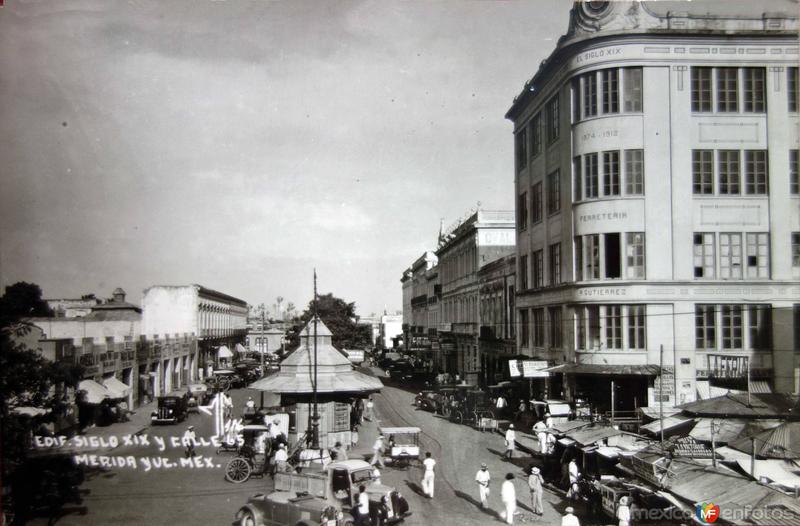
[729,422,800,459]
[641,415,695,435]
[543,363,661,376]
[248,369,383,394]
[691,418,749,443]
[552,420,593,434]
[678,393,797,418]
[566,424,623,446]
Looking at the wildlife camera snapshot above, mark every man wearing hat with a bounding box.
[616,496,631,526]
[370,434,386,468]
[184,425,196,458]
[272,442,288,475]
[475,463,491,508]
[561,506,580,526]
[504,424,516,460]
[528,466,544,515]
[500,473,516,524]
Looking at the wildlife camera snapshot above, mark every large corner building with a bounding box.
[506,1,799,412]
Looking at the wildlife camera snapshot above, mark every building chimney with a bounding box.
[112,288,126,303]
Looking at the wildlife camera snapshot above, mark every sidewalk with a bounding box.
[70,400,157,453]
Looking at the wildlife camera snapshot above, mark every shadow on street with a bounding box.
[453,490,503,521]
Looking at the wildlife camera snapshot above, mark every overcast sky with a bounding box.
[0,0,569,316]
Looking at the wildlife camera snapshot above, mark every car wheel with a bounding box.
[239,510,257,526]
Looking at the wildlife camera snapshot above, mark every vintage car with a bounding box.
[205,369,245,390]
[234,459,410,526]
[187,383,210,412]
[151,391,190,424]
[413,390,437,412]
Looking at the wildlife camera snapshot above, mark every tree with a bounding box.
[285,293,372,352]
[0,281,53,325]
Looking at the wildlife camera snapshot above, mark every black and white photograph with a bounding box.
[1,1,799,525]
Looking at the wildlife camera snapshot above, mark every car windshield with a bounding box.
[351,469,373,484]
[160,399,177,406]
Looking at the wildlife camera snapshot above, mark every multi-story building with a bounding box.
[437,210,516,383]
[506,1,799,412]
[141,284,248,391]
[379,313,403,350]
[408,252,440,365]
[478,254,517,386]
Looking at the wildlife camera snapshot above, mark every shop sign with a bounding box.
[522,360,550,378]
[345,350,364,363]
[651,366,675,404]
[509,360,523,378]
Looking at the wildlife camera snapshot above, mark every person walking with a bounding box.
[528,467,544,516]
[272,443,288,475]
[617,496,631,526]
[351,425,360,450]
[504,424,516,460]
[331,441,348,461]
[365,397,375,421]
[500,473,517,525]
[421,452,436,498]
[532,420,548,455]
[567,458,580,500]
[370,434,386,468]
[183,425,196,458]
[355,484,370,526]
[561,506,580,526]
[475,463,491,508]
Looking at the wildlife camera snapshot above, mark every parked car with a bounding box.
[151,391,190,424]
[385,361,414,381]
[414,390,438,412]
[187,383,210,412]
[205,369,245,390]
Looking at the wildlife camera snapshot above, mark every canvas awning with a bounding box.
[566,425,624,446]
[103,377,131,398]
[543,363,661,376]
[640,415,695,435]
[78,379,110,404]
[217,346,233,358]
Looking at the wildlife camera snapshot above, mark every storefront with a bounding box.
[546,363,659,415]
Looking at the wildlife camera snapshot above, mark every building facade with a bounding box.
[506,1,799,412]
[477,254,517,386]
[46,294,101,318]
[379,313,403,350]
[436,210,516,383]
[407,252,440,364]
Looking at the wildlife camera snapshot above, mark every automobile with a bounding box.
[385,361,414,381]
[530,399,572,425]
[187,383,210,412]
[234,459,410,526]
[381,427,421,468]
[414,390,437,412]
[151,391,190,424]
[205,369,245,390]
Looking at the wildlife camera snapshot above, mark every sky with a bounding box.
[0,0,570,316]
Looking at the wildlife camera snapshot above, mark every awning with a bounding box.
[217,346,233,358]
[639,406,680,420]
[78,379,110,404]
[543,363,661,376]
[596,446,622,459]
[235,343,247,354]
[690,418,748,443]
[103,377,132,399]
[696,380,743,400]
[749,380,773,394]
[249,369,384,394]
[552,420,592,435]
[567,425,624,446]
[641,415,695,435]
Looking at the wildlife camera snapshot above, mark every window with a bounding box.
[585,234,600,280]
[721,305,743,349]
[745,233,769,278]
[747,305,771,350]
[626,233,645,279]
[789,67,799,113]
[583,73,598,118]
[519,254,529,291]
[588,306,600,348]
[790,150,798,195]
[532,249,544,289]
[718,150,740,195]
[520,309,529,348]
[532,182,543,223]
[622,67,643,112]
[604,233,621,279]
[549,307,562,348]
[585,153,599,198]
[574,236,583,281]
[518,191,528,230]
[605,305,622,349]
[716,68,738,112]
[602,151,620,196]
[547,170,561,214]
[695,305,717,349]
[572,77,581,122]
[793,232,800,267]
[693,233,715,278]
[549,243,561,285]
[533,309,545,347]
[547,94,560,142]
[692,150,714,194]
[516,128,528,171]
[628,305,646,349]
[573,157,582,201]
[691,67,712,112]
[742,68,766,112]
[744,150,768,195]
[531,113,542,157]
[602,69,619,114]
[624,150,644,195]
[719,233,742,279]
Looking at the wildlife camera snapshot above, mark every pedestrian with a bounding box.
[355,484,370,526]
[475,463,491,508]
[370,434,386,468]
[372,466,381,484]
[528,467,544,516]
[272,443,288,475]
[183,425,196,458]
[222,390,233,419]
[561,506,580,526]
[365,397,374,421]
[421,452,436,498]
[500,473,516,525]
[496,394,507,410]
[567,458,580,500]
[376,495,391,526]
[351,425,360,449]
[504,424,516,460]
[331,441,348,461]
[245,396,255,409]
[532,420,548,454]
[617,496,631,526]
[544,412,553,429]
[515,400,527,421]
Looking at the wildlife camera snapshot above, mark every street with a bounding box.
[30,382,575,526]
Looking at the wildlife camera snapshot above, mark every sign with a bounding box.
[509,360,523,378]
[345,350,364,363]
[650,366,675,405]
[522,361,550,378]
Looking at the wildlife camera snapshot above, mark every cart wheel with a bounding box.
[225,457,251,483]
[456,411,464,424]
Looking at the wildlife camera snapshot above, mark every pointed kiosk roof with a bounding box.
[249,317,383,395]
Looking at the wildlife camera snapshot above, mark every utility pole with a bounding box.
[751,436,756,477]
[711,420,717,467]
[659,344,665,449]
[311,269,320,450]
[260,306,265,377]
